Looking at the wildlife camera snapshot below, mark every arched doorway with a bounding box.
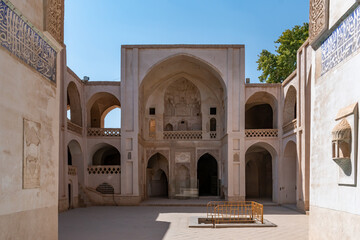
[282,141,297,203]
[146,153,169,198]
[67,140,83,184]
[197,153,218,196]
[246,145,273,199]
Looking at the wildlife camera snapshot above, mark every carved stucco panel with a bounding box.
[23,119,41,189]
[309,0,329,43]
[45,0,64,44]
[175,152,191,163]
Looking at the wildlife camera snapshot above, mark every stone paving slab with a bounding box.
[59,206,309,240]
[188,216,277,228]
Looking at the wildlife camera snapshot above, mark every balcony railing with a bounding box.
[245,129,278,138]
[67,121,82,135]
[87,166,121,174]
[87,128,121,137]
[68,166,77,176]
[283,119,297,133]
[210,131,217,139]
[163,131,202,140]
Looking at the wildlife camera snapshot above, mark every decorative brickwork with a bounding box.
[87,128,121,137]
[87,166,121,175]
[68,166,77,176]
[245,129,278,138]
[163,131,202,140]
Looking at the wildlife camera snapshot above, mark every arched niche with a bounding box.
[175,165,190,194]
[146,153,169,198]
[67,82,82,126]
[282,141,297,203]
[139,54,227,138]
[67,140,84,184]
[87,92,120,128]
[245,91,278,129]
[283,86,297,124]
[92,143,121,165]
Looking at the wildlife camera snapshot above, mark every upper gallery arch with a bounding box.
[139,53,227,103]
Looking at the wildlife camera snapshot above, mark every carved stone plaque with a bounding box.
[23,119,41,189]
[175,152,191,163]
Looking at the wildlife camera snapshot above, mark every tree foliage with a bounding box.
[257,23,309,83]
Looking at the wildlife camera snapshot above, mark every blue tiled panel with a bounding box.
[0,0,56,83]
[321,5,360,75]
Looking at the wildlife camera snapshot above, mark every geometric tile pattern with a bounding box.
[0,0,57,82]
[321,5,360,75]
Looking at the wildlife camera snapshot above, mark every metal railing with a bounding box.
[207,201,263,227]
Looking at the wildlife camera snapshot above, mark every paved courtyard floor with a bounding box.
[59,205,309,240]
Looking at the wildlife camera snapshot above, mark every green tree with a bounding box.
[257,23,309,83]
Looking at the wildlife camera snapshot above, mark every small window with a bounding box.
[210,118,216,131]
[149,108,156,115]
[210,107,216,115]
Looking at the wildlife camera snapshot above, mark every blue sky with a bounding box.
[64,0,309,127]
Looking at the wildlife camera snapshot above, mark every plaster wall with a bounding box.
[10,0,44,30]
[310,48,360,214]
[309,205,360,240]
[87,172,121,194]
[0,2,61,237]
[329,0,358,29]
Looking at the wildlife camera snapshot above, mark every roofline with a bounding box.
[245,83,281,87]
[121,44,245,49]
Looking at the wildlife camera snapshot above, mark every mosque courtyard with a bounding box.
[59,201,309,240]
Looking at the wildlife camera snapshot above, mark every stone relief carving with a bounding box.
[0,0,57,82]
[175,152,191,163]
[164,78,202,131]
[45,0,64,44]
[321,5,360,75]
[309,0,328,43]
[23,119,41,189]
